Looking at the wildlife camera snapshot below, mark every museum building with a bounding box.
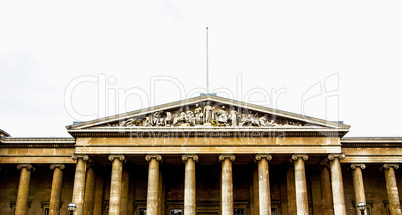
[1,95,402,215]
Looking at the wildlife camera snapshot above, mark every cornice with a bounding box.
[341,137,402,148]
[68,128,347,138]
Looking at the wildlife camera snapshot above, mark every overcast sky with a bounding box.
[1,1,401,137]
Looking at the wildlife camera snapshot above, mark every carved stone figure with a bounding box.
[173,109,186,125]
[164,112,172,126]
[258,114,269,126]
[186,107,195,126]
[194,104,203,125]
[229,108,238,126]
[143,114,152,127]
[216,106,228,126]
[153,111,163,126]
[239,110,248,126]
[204,102,213,124]
[251,112,260,126]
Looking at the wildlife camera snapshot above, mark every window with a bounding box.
[170,209,182,215]
[41,201,50,215]
[138,208,146,215]
[234,208,245,215]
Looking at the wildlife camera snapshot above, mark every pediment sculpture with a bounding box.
[101,101,309,128]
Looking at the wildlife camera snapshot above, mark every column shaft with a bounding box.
[253,169,260,215]
[109,155,124,215]
[93,175,104,215]
[351,164,366,215]
[320,166,333,215]
[15,165,33,215]
[49,164,65,215]
[184,156,197,215]
[293,156,309,215]
[220,155,235,215]
[146,155,161,215]
[83,166,96,215]
[256,155,272,215]
[328,154,346,215]
[286,167,296,215]
[120,168,129,215]
[383,164,402,215]
[72,155,88,215]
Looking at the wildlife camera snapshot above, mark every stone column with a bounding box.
[320,165,333,215]
[219,154,235,215]
[120,168,130,215]
[15,164,34,215]
[350,164,367,215]
[182,155,199,215]
[83,165,96,215]
[49,164,65,215]
[146,155,162,215]
[71,154,89,215]
[382,164,402,215]
[291,154,309,215]
[328,154,346,215]
[93,175,104,215]
[286,166,297,215]
[108,155,125,215]
[255,154,272,215]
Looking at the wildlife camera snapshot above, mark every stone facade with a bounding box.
[1,95,402,215]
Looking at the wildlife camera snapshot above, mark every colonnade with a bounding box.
[12,154,402,215]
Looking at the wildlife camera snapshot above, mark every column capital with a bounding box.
[145,154,162,162]
[17,164,35,171]
[108,154,126,162]
[182,154,199,162]
[381,164,399,170]
[350,163,366,170]
[291,154,308,161]
[328,153,345,161]
[219,154,235,162]
[50,164,65,170]
[71,154,89,161]
[255,154,272,162]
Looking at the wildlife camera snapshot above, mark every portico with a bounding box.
[1,95,402,215]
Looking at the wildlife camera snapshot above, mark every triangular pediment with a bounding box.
[66,95,350,137]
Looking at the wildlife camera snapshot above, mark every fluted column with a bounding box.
[15,164,34,215]
[49,164,65,215]
[219,154,235,215]
[71,154,89,215]
[291,154,309,215]
[108,155,125,215]
[182,155,199,215]
[350,164,367,215]
[328,154,346,215]
[83,164,96,215]
[382,164,402,215]
[255,154,272,215]
[146,154,162,215]
[320,165,333,215]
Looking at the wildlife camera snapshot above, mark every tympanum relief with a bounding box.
[102,101,309,128]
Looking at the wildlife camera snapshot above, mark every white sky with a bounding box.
[1,1,401,137]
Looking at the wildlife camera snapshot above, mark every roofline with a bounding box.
[0,129,11,137]
[1,137,75,144]
[67,95,350,131]
[341,137,402,143]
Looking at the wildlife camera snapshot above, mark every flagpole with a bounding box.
[206,27,209,93]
